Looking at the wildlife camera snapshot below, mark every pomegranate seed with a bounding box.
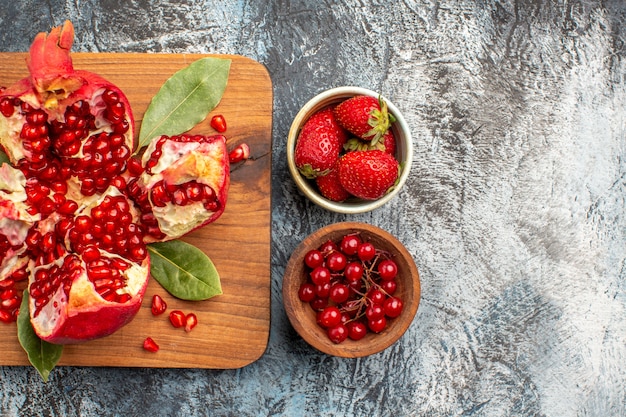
[57,199,79,215]
[113,119,129,134]
[102,89,119,104]
[143,337,159,353]
[0,279,15,289]
[127,157,144,176]
[169,310,185,328]
[228,143,250,164]
[184,182,203,202]
[184,313,198,332]
[0,96,14,117]
[210,114,227,132]
[151,294,167,316]
[26,109,47,125]
[82,246,101,262]
[171,189,188,206]
[0,310,14,323]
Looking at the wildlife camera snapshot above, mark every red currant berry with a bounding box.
[348,279,364,294]
[329,283,350,304]
[344,262,364,282]
[304,249,324,269]
[367,288,386,305]
[357,242,376,262]
[340,312,353,324]
[380,279,397,295]
[317,306,342,328]
[327,323,348,344]
[310,297,328,311]
[310,266,331,285]
[326,251,347,272]
[347,321,368,340]
[340,234,361,256]
[365,303,385,321]
[315,282,331,298]
[298,283,316,302]
[368,316,387,333]
[378,259,398,280]
[384,297,404,318]
[319,240,338,255]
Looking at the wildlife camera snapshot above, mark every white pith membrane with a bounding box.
[0,164,39,277]
[140,136,229,239]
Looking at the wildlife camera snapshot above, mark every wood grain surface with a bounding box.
[0,53,273,368]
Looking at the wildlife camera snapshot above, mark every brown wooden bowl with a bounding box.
[282,222,420,357]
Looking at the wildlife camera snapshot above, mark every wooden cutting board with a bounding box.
[0,53,272,369]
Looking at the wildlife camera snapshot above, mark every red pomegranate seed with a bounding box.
[127,157,143,176]
[143,337,159,353]
[169,310,185,328]
[210,114,227,132]
[0,96,14,117]
[151,294,167,316]
[228,143,250,164]
[0,310,14,323]
[0,279,15,289]
[184,313,198,332]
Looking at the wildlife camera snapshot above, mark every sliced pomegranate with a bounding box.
[128,134,230,242]
[0,21,232,345]
[0,21,148,343]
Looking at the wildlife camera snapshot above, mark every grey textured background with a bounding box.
[1,1,625,416]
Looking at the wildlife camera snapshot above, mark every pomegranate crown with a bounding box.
[26,20,83,103]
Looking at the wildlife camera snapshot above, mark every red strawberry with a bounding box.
[334,95,396,145]
[337,150,399,200]
[295,107,348,179]
[316,167,351,202]
[380,130,396,155]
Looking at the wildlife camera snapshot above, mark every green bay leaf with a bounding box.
[138,57,231,149]
[148,240,222,301]
[17,291,63,382]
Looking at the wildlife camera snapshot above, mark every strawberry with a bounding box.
[337,150,399,200]
[334,95,396,145]
[316,166,351,202]
[294,107,348,179]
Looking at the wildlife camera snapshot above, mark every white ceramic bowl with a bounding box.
[287,86,413,214]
